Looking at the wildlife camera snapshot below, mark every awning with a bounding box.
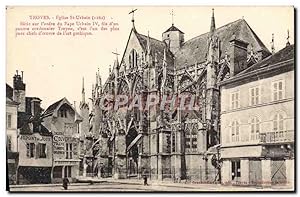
[205,144,221,155]
[127,134,142,152]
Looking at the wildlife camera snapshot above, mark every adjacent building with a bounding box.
[219,44,294,187]
[6,84,19,184]
[42,98,82,183]
[7,71,53,184]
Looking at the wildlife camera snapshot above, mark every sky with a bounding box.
[6,6,294,110]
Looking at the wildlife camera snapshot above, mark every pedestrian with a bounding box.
[142,169,149,186]
[62,177,70,190]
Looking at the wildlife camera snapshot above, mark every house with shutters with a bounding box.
[219,44,294,188]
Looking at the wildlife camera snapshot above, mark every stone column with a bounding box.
[261,158,272,187]
[157,155,163,181]
[174,154,181,182]
[157,131,163,181]
[241,159,250,185]
[97,164,101,178]
[74,164,80,177]
[114,134,127,179]
[50,166,54,183]
[286,159,294,188]
[221,160,231,185]
[62,166,65,178]
[83,157,87,177]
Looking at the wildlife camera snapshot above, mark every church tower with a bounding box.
[162,12,184,55]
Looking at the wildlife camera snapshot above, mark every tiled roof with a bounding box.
[163,24,184,34]
[19,116,52,136]
[136,32,174,69]
[237,44,294,75]
[42,97,83,121]
[174,19,271,68]
[17,112,31,129]
[43,98,64,116]
[6,84,13,100]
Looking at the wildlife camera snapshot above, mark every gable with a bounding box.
[42,97,82,121]
[120,29,145,72]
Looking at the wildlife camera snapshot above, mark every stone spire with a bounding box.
[207,8,219,64]
[95,72,98,87]
[161,48,167,92]
[82,77,85,103]
[147,31,151,55]
[146,31,152,65]
[286,29,291,46]
[113,49,120,75]
[210,8,216,35]
[163,48,167,66]
[92,84,95,100]
[98,71,102,87]
[271,33,275,54]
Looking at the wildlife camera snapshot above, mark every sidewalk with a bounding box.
[9,177,294,191]
[104,177,294,191]
[10,181,107,189]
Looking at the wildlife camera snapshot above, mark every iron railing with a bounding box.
[260,130,294,144]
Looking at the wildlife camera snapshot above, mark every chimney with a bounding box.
[31,98,41,116]
[13,70,26,112]
[228,35,249,76]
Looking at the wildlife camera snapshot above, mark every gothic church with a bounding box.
[78,9,271,181]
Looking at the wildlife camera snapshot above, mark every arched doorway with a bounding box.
[126,128,139,177]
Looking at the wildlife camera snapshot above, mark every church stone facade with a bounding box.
[79,10,271,182]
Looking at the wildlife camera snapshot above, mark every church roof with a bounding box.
[42,97,83,121]
[174,19,271,68]
[135,32,174,68]
[163,24,184,34]
[238,44,294,75]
